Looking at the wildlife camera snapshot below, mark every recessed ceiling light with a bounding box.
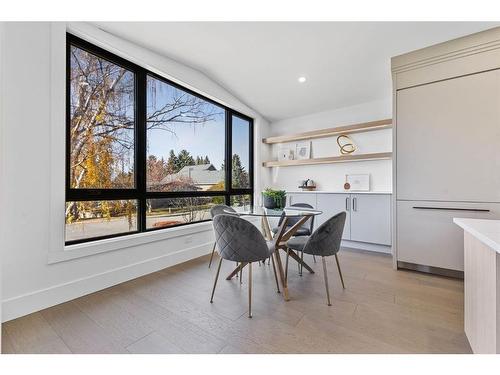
[298,76,307,83]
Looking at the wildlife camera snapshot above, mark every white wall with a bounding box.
[267,99,392,192]
[0,22,269,322]
[0,21,5,350]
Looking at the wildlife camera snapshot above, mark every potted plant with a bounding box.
[262,188,286,209]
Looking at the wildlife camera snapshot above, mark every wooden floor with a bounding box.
[1,249,471,354]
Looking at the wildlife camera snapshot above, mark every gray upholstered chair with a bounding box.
[285,211,346,306]
[208,204,236,268]
[272,203,317,269]
[210,214,278,318]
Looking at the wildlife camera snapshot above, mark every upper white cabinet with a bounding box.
[396,69,500,203]
[316,193,351,240]
[350,194,391,245]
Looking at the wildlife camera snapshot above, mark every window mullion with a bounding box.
[225,108,232,199]
[136,69,147,233]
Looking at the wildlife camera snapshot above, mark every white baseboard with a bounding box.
[341,240,392,254]
[1,241,213,322]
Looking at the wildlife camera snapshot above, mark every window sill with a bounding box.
[47,221,214,264]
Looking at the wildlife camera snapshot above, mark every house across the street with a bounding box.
[158,163,224,191]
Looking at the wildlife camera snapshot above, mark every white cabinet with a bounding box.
[351,194,391,245]
[393,29,500,274]
[397,200,500,271]
[316,193,351,240]
[286,192,392,246]
[396,69,500,203]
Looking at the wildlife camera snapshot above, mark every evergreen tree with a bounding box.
[231,154,249,188]
[166,149,179,174]
[177,149,195,171]
[194,155,210,165]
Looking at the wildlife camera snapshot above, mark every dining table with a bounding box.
[223,206,323,301]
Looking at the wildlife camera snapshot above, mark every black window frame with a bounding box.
[66,33,254,245]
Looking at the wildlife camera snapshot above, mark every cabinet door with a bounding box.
[396,69,500,202]
[350,194,391,245]
[316,194,350,240]
[397,200,500,271]
[288,193,317,208]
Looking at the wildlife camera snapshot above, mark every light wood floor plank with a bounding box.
[1,326,17,354]
[126,332,185,354]
[104,285,227,353]
[3,312,71,354]
[72,290,155,348]
[40,302,128,354]
[295,314,405,353]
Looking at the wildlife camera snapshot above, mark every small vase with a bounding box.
[263,195,277,209]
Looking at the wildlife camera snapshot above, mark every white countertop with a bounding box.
[287,190,392,195]
[453,218,500,254]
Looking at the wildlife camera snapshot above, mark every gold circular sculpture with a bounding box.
[336,134,356,155]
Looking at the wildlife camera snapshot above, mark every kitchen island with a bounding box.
[453,218,500,354]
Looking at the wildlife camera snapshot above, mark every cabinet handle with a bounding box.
[345,197,350,211]
[352,197,357,212]
[412,206,490,212]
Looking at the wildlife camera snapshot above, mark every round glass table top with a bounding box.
[224,206,323,217]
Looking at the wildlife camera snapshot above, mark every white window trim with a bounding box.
[48,220,214,264]
[48,22,68,263]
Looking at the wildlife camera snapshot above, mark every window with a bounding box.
[231,115,251,189]
[68,44,135,190]
[65,200,138,242]
[146,196,224,229]
[230,194,252,211]
[146,75,226,192]
[66,34,253,245]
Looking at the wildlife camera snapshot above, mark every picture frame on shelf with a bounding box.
[295,141,311,160]
[278,146,294,161]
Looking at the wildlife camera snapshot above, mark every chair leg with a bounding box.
[334,253,346,289]
[322,256,332,306]
[240,264,243,285]
[270,254,281,293]
[208,242,216,268]
[248,262,253,318]
[313,255,317,263]
[300,250,304,276]
[285,248,290,283]
[210,258,223,303]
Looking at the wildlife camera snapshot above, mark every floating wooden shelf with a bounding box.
[262,152,392,168]
[262,118,392,144]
